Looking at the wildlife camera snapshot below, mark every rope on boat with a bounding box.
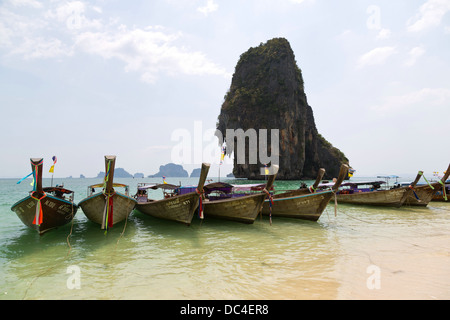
[24,198,72,300]
[196,188,205,219]
[332,207,376,224]
[408,185,420,200]
[66,198,75,258]
[23,195,129,299]
[116,212,129,247]
[263,188,273,226]
[323,190,340,220]
[439,180,448,201]
[420,172,434,190]
[334,191,338,217]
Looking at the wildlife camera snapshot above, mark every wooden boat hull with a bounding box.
[404,184,441,206]
[203,193,266,224]
[262,190,334,221]
[432,189,449,202]
[11,194,78,235]
[136,192,200,225]
[428,164,450,202]
[431,183,449,202]
[134,163,210,225]
[337,188,409,207]
[261,164,348,221]
[408,165,450,205]
[79,192,136,227]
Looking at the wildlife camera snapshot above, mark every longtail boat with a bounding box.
[431,181,449,202]
[404,164,450,206]
[11,158,78,235]
[261,164,349,221]
[78,155,136,230]
[201,165,278,224]
[134,163,210,225]
[327,171,424,207]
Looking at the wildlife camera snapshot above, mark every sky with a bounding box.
[0,0,449,180]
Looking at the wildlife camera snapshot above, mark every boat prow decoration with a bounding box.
[78,155,137,231]
[11,158,78,235]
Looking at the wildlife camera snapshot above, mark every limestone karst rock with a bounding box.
[216,38,349,180]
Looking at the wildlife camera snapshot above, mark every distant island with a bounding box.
[190,167,233,178]
[92,163,227,179]
[190,168,201,177]
[96,167,133,178]
[148,163,188,178]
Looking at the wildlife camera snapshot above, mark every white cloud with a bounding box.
[371,88,450,115]
[0,1,229,81]
[0,1,102,59]
[197,0,218,16]
[404,46,425,67]
[357,46,397,68]
[0,6,69,59]
[287,0,315,4]
[10,36,73,59]
[75,25,230,83]
[376,28,391,40]
[407,0,450,32]
[45,1,102,31]
[9,0,42,8]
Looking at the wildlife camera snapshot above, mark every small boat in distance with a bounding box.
[201,165,279,224]
[324,171,424,207]
[134,163,210,225]
[11,158,78,235]
[78,155,136,230]
[261,164,349,221]
[403,164,450,206]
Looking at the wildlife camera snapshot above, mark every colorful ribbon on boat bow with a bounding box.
[101,160,115,232]
[102,192,115,232]
[16,172,33,184]
[30,192,46,225]
[196,188,204,219]
[409,185,420,200]
[263,188,273,226]
[30,159,46,225]
[420,172,434,190]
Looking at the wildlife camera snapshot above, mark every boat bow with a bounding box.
[332,164,349,192]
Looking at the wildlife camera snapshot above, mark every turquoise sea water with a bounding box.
[1,176,449,300]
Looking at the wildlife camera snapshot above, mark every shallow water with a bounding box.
[1,177,449,300]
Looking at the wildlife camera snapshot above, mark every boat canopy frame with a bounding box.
[87,183,131,197]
